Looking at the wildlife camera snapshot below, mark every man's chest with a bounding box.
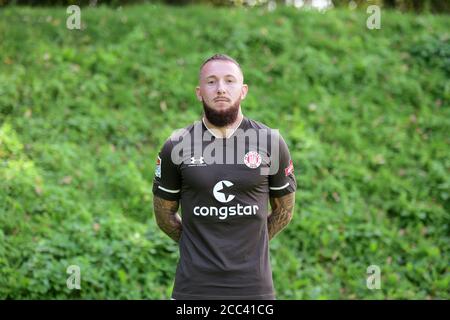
[177,141,271,193]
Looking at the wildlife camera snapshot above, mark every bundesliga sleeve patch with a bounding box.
[284,159,294,176]
[155,156,161,178]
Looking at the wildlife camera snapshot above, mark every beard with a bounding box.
[202,98,241,127]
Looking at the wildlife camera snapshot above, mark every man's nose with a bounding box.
[216,81,226,94]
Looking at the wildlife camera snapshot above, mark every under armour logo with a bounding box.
[213,180,235,203]
[191,156,204,164]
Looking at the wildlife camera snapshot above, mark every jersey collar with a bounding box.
[202,116,245,139]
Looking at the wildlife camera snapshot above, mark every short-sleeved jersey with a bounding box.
[152,116,296,300]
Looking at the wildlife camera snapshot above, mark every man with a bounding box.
[152,54,296,300]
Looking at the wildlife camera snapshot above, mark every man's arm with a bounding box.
[268,193,295,240]
[153,195,182,243]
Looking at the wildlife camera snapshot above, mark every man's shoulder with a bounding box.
[156,122,192,154]
[245,117,283,139]
[164,120,202,144]
[245,117,271,130]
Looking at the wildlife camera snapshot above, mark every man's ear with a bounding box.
[240,84,249,100]
[195,86,202,102]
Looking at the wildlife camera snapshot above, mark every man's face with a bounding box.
[196,60,248,126]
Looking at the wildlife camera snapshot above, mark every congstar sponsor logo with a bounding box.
[193,180,259,220]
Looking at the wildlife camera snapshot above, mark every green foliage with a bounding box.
[332,0,450,13]
[409,35,450,76]
[0,4,449,299]
[1,0,449,13]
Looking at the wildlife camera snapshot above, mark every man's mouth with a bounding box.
[215,98,230,102]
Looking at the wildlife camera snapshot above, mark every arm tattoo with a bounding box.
[268,193,295,241]
[153,195,182,243]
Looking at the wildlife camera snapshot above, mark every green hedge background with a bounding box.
[0,3,449,299]
[1,1,449,14]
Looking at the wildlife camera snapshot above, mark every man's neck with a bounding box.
[202,111,244,139]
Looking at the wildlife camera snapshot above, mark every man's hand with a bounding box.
[268,193,295,240]
[153,195,182,243]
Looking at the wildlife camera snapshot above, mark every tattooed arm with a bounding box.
[268,193,295,240]
[153,195,182,243]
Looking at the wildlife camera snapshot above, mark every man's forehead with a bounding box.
[200,60,243,79]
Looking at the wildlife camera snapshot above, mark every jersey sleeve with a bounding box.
[268,133,297,198]
[152,138,182,201]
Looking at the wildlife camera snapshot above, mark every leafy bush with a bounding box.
[0,4,448,299]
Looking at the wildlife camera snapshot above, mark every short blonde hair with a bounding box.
[199,54,243,77]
